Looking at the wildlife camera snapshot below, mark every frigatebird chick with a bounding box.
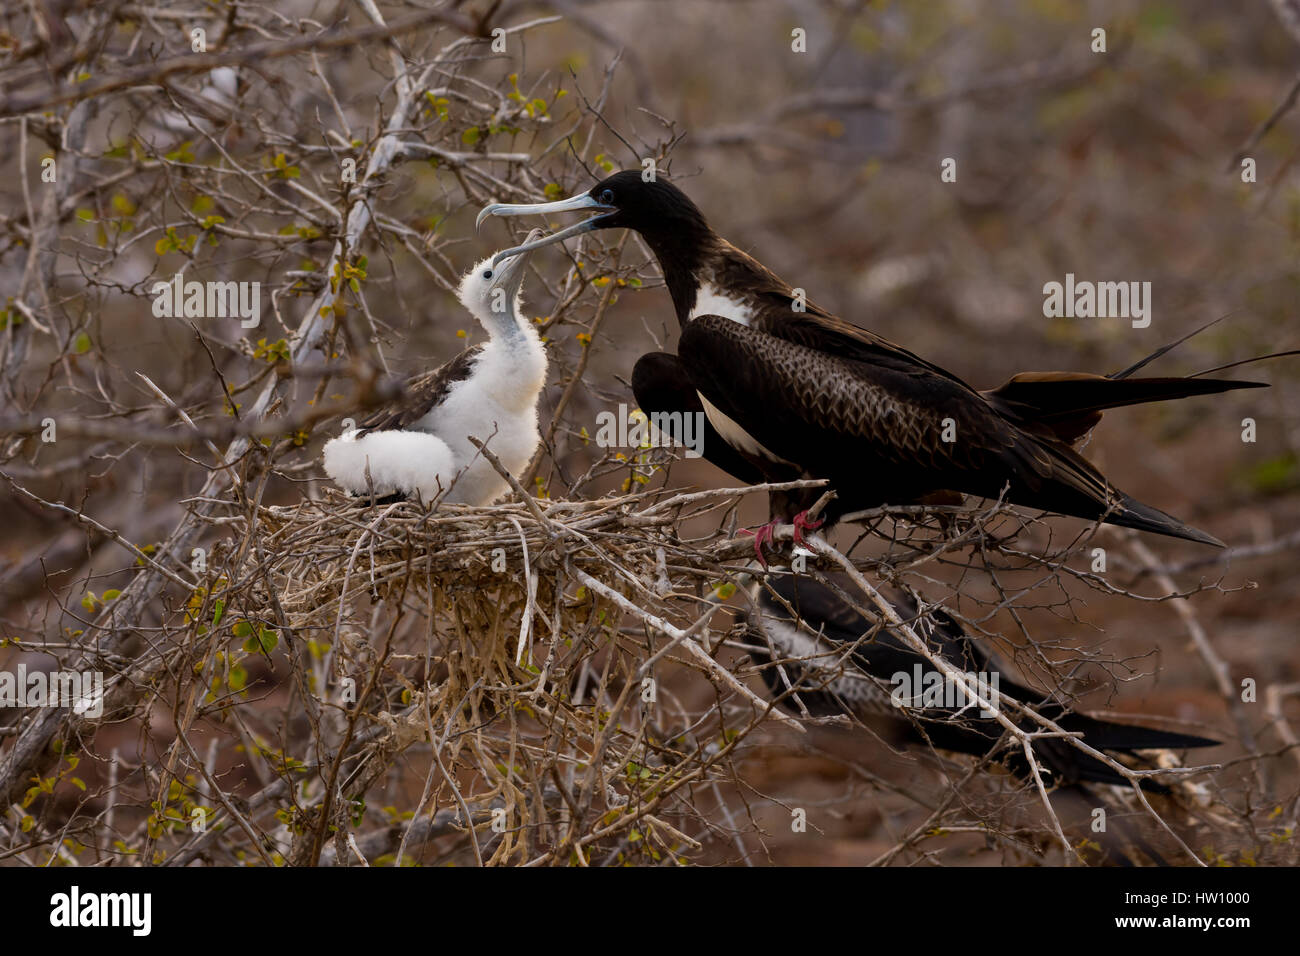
[739,575,1218,791]
[322,234,547,506]
[479,173,1277,550]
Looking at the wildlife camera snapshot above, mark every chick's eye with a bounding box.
[600,189,615,205]
[482,269,493,279]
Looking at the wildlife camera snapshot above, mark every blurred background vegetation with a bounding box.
[2,0,1298,865]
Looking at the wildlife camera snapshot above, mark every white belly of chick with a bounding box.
[415,356,542,505]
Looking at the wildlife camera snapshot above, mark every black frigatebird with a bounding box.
[479,172,1276,549]
[739,574,1218,791]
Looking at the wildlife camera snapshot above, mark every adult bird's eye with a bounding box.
[482,269,493,279]
[600,189,615,205]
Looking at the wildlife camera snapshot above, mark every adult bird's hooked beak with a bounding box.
[477,191,617,267]
[487,228,545,299]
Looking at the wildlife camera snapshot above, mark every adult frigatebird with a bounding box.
[322,234,548,505]
[479,172,1270,549]
[738,574,1218,790]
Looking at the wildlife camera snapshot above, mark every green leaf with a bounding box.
[260,628,278,652]
[231,621,253,639]
[73,332,92,354]
[460,126,480,146]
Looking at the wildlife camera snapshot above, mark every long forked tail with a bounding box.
[983,312,1293,444]
[1105,493,1225,548]
[984,372,1266,444]
[1025,714,1218,792]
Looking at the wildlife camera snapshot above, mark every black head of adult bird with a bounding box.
[480,172,1284,552]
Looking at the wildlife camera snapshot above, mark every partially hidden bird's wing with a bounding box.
[356,346,483,435]
[630,351,770,485]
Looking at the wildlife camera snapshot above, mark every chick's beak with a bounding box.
[490,228,544,298]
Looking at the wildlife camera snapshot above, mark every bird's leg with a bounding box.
[739,518,782,567]
[791,509,824,546]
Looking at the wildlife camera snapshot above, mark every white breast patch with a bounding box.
[689,281,753,326]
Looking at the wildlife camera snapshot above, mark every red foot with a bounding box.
[739,518,781,568]
[791,509,824,547]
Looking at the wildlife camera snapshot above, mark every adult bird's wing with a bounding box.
[630,351,773,485]
[678,313,1059,501]
[747,279,1273,447]
[678,314,1223,544]
[743,277,984,392]
[356,346,482,435]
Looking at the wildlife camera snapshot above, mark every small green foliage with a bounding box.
[266,152,301,179]
[423,92,450,121]
[252,337,290,363]
[164,141,196,164]
[243,626,278,655]
[1246,453,1298,493]
[278,222,322,240]
[154,226,196,256]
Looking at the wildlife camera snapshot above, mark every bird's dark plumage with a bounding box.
[631,351,771,486]
[483,171,1275,546]
[354,346,483,436]
[740,575,1218,791]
